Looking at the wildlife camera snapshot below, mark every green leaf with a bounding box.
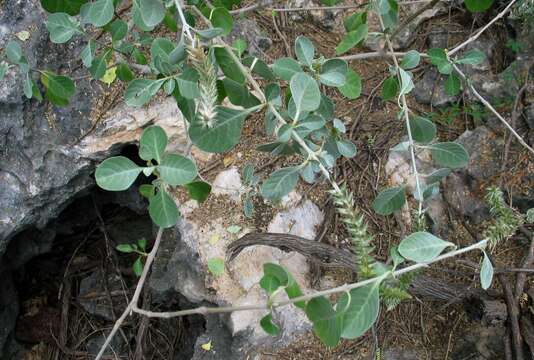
[339,69,361,99]
[344,11,367,32]
[138,238,147,251]
[139,125,167,164]
[290,73,321,119]
[425,168,451,184]
[6,41,22,63]
[272,57,303,81]
[148,189,180,228]
[480,251,493,290]
[428,48,452,75]
[139,184,155,198]
[295,36,315,67]
[116,244,135,253]
[398,231,455,263]
[207,257,225,276]
[429,142,469,168]
[243,56,275,80]
[46,12,81,43]
[372,186,406,215]
[261,166,300,200]
[337,139,357,158]
[150,38,175,63]
[260,274,281,294]
[337,281,381,339]
[80,40,96,67]
[89,49,112,80]
[189,106,251,153]
[195,28,224,40]
[260,314,281,336]
[95,156,143,191]
[444,73,461,96]
[177,67,200,99]
[456,49,486,65]
[158,154,198,186]
[116,63,134,82]
[306,296,344,347]
[210,7,233,35]
[139,0,165,27]
[400,50,420,70]
[233,39,247,57]
[40,0,87,15]
[133,257,143,276]
[222,77,261,108]
[335,23,368,55]
[263,263,289,286]
[319,59,347,87]
[40,71,76,101]
[398,68,414,96]
[125,79,164,107]
[184,181,212,203]
[80,0,114,27]
[381,76,398,100]
[108,19,128,42]
[464,0,493,12]
[409,116,436,143]
[213,47,245,84]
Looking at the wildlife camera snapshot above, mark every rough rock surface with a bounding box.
[225,19,272,57]
[150,168,325,356]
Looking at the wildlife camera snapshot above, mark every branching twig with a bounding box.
[452,63,534,155]
[448,0,520,56]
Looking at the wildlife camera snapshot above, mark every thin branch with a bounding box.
[448,0,519,56]
[378,13,425,216]
[128,239,488,319]
[95,228,164,360]
[452,63,534,155]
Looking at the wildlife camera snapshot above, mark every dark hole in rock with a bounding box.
[3,184,206,359]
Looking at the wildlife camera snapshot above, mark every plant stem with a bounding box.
[125,239,488,318]
[377,14,425,216]
[95,227,164,360]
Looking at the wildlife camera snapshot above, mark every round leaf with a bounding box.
[295,36,315,67]
[41,0,87,15]
[372,186,406,215]
[398,231,455,263]
[337,281,380,339]
[158,154,198,186]
[290,73,321,119]
[46,13,80,44]
[139,125,168,163]
[148,189,179,228]
[95,156,143,191]
[306,296,344,347]
[260,166,300,201]
[429,142,469,168]
[272,57,302,81]
[464,0,493,12]
[210,7,233,36]
[319,59,348,87]
[139,0,165,27]
[189,106,250,153]
[339,69,362,99]
[409,116,436,143]
[80,0,114,27]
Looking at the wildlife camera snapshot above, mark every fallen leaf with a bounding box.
[227,225,242,234]
[209,234,220,245]
[201,340,212,351]
[16,31,30,41]
[100,65,117,85]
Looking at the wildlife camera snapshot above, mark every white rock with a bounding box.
[212,167,243,202]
